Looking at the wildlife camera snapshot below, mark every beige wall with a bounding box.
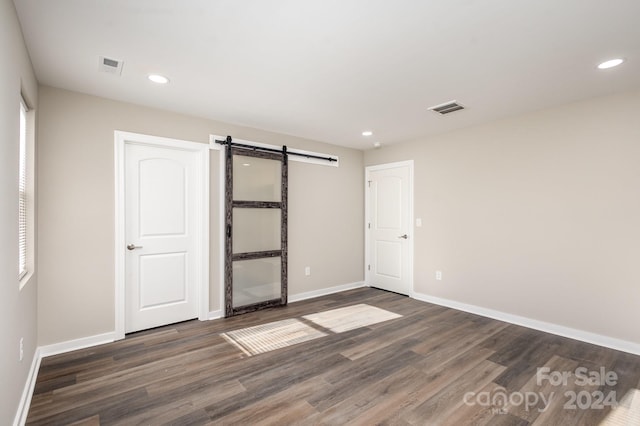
[37,85,363,346]
[365,89,640,345]
[0,0,39,421]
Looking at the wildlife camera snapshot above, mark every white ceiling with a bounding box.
[13,0,640,150]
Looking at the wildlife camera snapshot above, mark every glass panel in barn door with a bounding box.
[232,208,281,254]
[232,257,281,307]
[233,155,281,202]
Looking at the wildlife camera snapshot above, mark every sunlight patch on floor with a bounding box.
[221,318,327,356]
[600,388,640,425]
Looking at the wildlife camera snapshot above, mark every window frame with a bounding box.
[18,94,34,289]
[18,98,28,280]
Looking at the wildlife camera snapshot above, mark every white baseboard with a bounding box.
[412,291,640,356]
[208,309,223,320]
[39,332,116,358]
[289,281,366,303]
[13,347,42,426]
[14,332,115,425]
[206,282,367,319]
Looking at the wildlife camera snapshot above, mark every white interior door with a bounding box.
[124,142,199,333]
[367,162,412,295]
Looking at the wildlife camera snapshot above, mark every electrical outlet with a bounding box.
[305,266,311,276]
[19,337,24,362]
[436,270,442,281]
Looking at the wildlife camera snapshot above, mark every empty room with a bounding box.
[3,0,640,424]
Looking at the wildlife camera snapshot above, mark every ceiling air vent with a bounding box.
[428,100,465,115]
[99,56,124,75]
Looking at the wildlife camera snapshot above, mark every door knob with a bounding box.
[398,234,408,239]
[127,244,143,250]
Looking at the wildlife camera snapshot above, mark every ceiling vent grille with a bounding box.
[428,100,465,115]
[99,56,124,75]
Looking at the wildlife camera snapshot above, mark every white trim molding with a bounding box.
[121,284,370,323]
[208,309,224,320]
[13,348,42,426]
[14,332,116,425]
[39,332,117,358]
[289,281,366,303]
[114,131,210,339]
[217,138,226,319]
[206,282,367,319]
[412,291,640,356]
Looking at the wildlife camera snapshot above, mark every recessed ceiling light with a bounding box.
[362,131,373,136]
[597,58,625,69]
[148,74,169,84]
[242,163,251,167]
[373,142,381,148]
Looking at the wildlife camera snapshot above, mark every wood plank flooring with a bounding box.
[27,288,640,425]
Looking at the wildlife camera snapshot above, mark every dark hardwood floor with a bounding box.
[27,288,640,425]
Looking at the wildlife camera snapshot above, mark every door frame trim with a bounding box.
[114,131,210,340]
[364,160,414,295]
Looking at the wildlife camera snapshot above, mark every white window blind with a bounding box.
[19,100,27,278]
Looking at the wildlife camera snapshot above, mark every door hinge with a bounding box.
[368,264,371,271]
[368,222,371,229]
[368,180,372,188]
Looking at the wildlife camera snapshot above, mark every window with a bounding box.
[18,99,27,279]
